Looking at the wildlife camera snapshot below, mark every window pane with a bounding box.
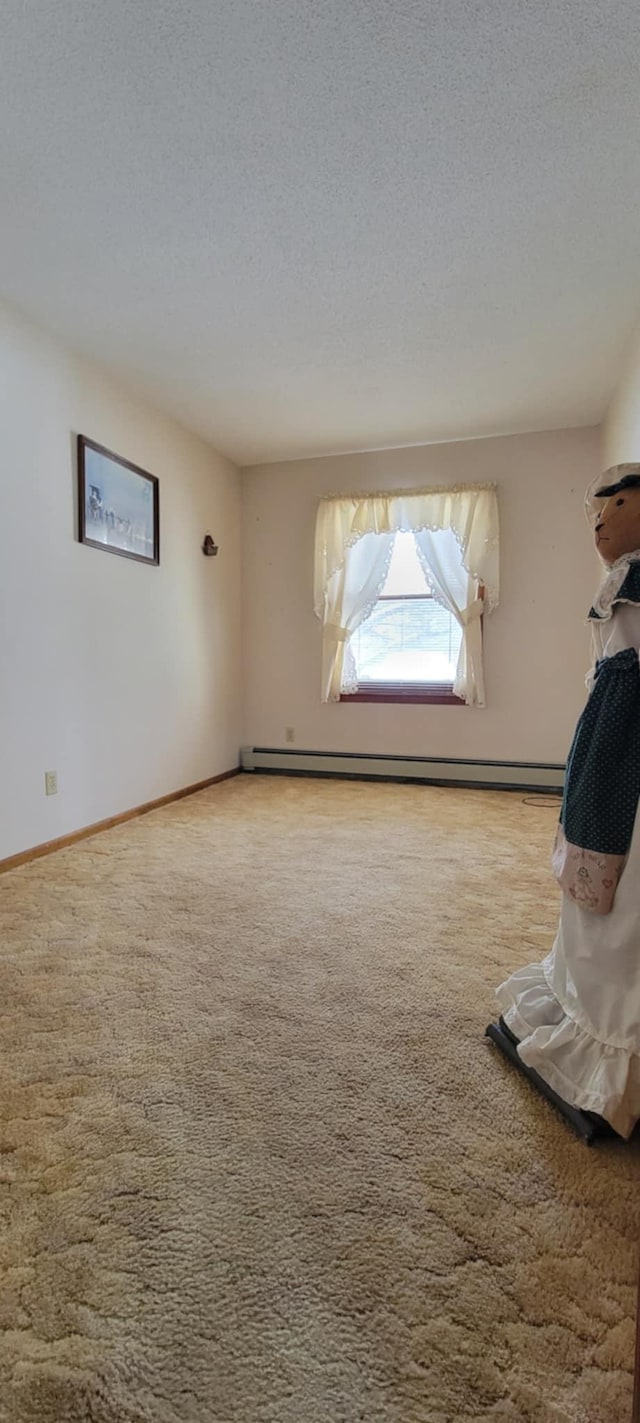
[352,597,462,684]
[382,531,430,595]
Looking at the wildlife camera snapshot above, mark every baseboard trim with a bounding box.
[0,767,240,876]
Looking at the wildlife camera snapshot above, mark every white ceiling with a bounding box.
[2,1,640,466]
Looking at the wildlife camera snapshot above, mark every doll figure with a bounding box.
[491,465,640,1139]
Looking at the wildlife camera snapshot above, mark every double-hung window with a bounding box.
[347,531,466,703]
[314,485,499,707]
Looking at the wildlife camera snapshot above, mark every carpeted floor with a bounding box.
[1,775,638,1423]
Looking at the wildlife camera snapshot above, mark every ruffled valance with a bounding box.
[314,483,499,619]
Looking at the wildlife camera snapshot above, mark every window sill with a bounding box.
[340,684,464,706]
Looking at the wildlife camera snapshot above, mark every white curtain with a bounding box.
[321,530,396,703]
[314,484,499,705]
[413,527,485,706]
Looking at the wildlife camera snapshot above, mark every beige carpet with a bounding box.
[1,775,639,1423]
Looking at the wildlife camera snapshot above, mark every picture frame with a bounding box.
[77,435,160,565]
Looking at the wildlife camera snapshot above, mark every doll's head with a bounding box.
[591,466,640,564]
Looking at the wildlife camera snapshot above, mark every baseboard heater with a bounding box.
[240,747,564,794]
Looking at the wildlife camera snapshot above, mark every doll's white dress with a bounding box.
[496,556,640,1137]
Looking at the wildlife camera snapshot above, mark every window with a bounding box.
[314,484,499,707]
[345,533,464,703]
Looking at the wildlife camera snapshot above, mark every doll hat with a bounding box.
[596,466,640,497]
[585,463,640,523]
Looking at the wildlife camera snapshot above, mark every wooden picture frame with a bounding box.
[77,435,160,565]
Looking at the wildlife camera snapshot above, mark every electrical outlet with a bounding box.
[44,771,58,796]
[285,726,295,743]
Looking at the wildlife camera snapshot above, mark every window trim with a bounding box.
[340,685,464,705]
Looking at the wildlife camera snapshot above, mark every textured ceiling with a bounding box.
[2,1,640,465]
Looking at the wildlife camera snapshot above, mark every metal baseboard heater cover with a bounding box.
[240,747,564,793]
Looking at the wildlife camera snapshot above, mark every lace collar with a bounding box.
[589,551,640,620]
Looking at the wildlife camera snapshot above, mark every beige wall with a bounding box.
[0,301,242,861]
[242,427,601,765]
[603,319,640,466]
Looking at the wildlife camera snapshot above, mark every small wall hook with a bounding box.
[202,534,219,556]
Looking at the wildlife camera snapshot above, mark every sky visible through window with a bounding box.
[351,532,462,684]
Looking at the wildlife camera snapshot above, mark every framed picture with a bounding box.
[77,435,160,565]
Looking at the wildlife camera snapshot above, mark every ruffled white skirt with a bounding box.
[496,807,640,1139]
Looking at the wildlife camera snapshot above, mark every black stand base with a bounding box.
[485,1017,614,1146]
